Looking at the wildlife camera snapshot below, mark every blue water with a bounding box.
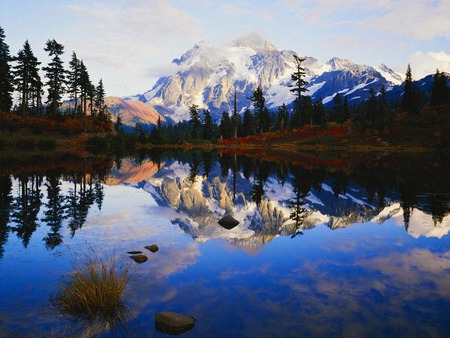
[0,153,449,337]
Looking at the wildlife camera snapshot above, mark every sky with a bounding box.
[1,0,449,97]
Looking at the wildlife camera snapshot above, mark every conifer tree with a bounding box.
[43,39,66,119]
[189,104,201,139]
[249,86,268,134]
[67,52,81,116]
[290,54,309,128]
[312,99,327,127]
[13,40,41,116]
[242,108,254,136]
[202,109,214,140]
[430,69,449,106]
[277,103,289,131]
[0,27,14,113]
[401,63,414,113]
[219,111,233,139]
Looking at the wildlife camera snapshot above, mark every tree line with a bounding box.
[141,56,449,144]
[0,26,111,130]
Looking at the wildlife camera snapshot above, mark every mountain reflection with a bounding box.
[0,151,449,256]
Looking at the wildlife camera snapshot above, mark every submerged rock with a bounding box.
[145,244,159,253]
[218,214,240,230]
[155,311,195,334]
[127,250,142,254]
[129,254,148,263]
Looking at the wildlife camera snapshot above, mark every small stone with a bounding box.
[127,250,142,254]
[145,244,159,253]
[129,255,148,263]
[218,214,239,230]
[155,311,195,334]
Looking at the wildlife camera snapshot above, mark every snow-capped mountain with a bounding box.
[130,32,403,122]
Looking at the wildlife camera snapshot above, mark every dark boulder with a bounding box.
[218,214,239,230]
[145,244,159,253]
[129,254,148,263]
[127,250,142,254]
[155,311,195,334]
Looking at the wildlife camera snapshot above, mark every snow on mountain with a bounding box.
[136,33,403,122]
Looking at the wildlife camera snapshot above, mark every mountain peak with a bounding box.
[326,57,356,70]
[229,32,278,52]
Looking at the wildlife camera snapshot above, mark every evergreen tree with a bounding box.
[114,115,123,135]
[202,109,214,140]
[189,104,201,139]
[242,108,254,136]
[0,27,14,113]
[277,103,289,131]
[401,63,418,114]
[79,60,91,117]
[333,93,344,123]
[290,54,309,128]
[249,86,268,134]
[12,40,41,116]
[430,69,449,106]
[95,78,110,124]
[43,39,66,119]
[67,51,81,116]
[219,111,233,139]
[312,99,327,127]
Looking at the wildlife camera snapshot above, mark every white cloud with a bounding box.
[282,0,450,40]
[405,51,450,79]
[64,0,203,95]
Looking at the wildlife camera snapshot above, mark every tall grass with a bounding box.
[50,248,131,328]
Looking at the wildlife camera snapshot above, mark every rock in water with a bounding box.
[145,244,159,253]
[218,214,239,230]
[129,255,148,263]
[127,250,142,254]
[155,311,195,334]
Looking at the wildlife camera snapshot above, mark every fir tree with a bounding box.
[242,108,254,136]
[401,63,414,113]
[13,40,41,116]
[0,26,14,113]
[290,54,309,128]
[189,104,201,139]
[67,52,81,116]
[312,99,327,127]
[249,86,268,134]
[277,103,289,131]
[219,111,233,139]
[430,69,449,106]
[43,39,66,119]
[202,109,214,140]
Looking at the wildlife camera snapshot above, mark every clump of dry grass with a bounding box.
[50,248,130,324]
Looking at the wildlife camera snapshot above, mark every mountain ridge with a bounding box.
[110,33,419,125]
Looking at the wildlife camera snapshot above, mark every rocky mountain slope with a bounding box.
[122,32,404,123]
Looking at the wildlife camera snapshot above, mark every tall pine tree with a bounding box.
[43,39,66,119]
[290,54,309,128]
[0,27,14,113]
[430,69,449,106]
[67,51,81,116]
[13,40,41,116]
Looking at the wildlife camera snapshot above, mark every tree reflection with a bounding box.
[0,175,13,258]
[42,174,66,249]
[10,174,43,248]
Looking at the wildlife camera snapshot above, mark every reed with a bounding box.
[50,248,130,322]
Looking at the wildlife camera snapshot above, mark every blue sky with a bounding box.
[1,0,449,96]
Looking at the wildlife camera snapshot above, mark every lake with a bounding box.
[0,150,449,337]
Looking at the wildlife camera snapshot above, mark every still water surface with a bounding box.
[0,151,449,337]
